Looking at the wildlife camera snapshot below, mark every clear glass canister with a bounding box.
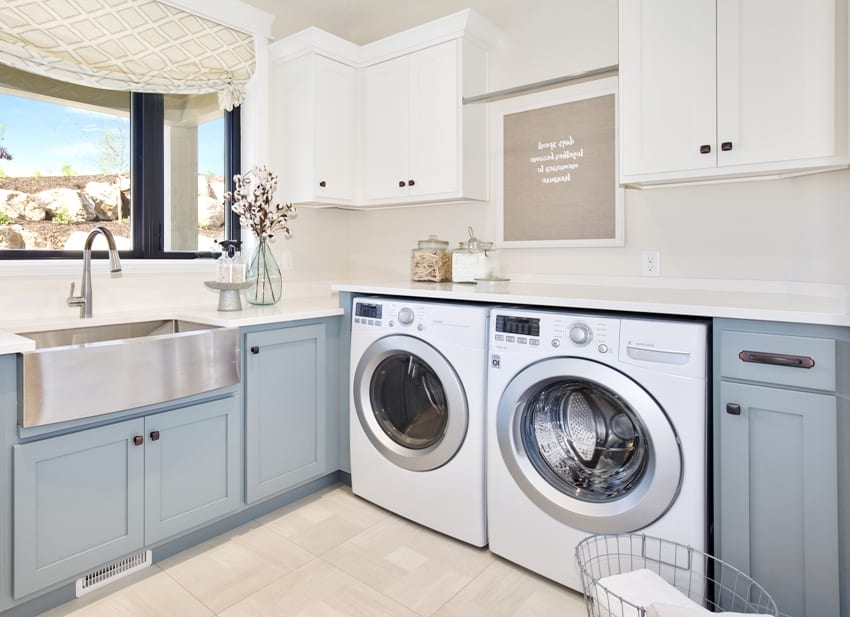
[411,235,452,282]
[452,228,500,283]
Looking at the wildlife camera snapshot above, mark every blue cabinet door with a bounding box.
[144,395,240,544]
[245,323,327,503]
[719,381,839,617]
[13,419,145,599]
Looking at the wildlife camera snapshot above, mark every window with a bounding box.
[0,65,240,258]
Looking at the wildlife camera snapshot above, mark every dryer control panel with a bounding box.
[490,309,618,358]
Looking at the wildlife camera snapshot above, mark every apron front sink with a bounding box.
[19,319,240,428]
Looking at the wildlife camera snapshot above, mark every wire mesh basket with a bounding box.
[575,534,778,617]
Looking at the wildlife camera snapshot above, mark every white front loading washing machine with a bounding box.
[349,297,490,546]
[486,307,708,590]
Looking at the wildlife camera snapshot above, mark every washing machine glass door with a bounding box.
[354,334,468,471]
[497,357,682,533]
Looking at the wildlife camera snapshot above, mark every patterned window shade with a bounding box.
[0,0,256,110]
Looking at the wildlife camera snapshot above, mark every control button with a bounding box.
[598,343,609,354]
[375,321,382,327]
[568,323,592,346]
[551,339,561,348]
[389,320,395,327]
[398,307,415,325]
[530,339,540,346]
[506,335,516,343]
[417,323,424,331]
[354,318,360,324]
[517,337,527,344]
[367,319,374,326]
[495,334,505,341]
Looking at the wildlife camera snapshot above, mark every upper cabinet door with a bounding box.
[314,55,356,201]
[408,40,460,199]
[619,0,717,177]
[716,0,839,166]
[363,54,410,202]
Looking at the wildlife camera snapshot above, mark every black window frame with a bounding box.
[1,92,240,260]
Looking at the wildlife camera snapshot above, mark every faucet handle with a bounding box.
[67,282,85,306]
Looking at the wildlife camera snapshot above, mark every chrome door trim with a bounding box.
[496,357,682,533]
[353,334,468,471]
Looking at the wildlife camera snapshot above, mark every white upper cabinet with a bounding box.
[619,0,849,186]
[364,40,473,204]
[269,10,497,208]
[270,49,356,206]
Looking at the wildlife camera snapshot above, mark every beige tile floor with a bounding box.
[42,485,586,617]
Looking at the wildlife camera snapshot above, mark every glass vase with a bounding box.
[246,237,282,305]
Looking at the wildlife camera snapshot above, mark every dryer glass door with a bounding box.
[354,335,468,471]
[496,357,682,533]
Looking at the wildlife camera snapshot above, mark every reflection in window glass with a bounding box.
[163,93,224,253]
[0,66,131,251]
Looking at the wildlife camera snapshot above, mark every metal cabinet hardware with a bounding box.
[408,179,416,186]
[398,180,406,187]
[319,180,326,187]
[700,144,711,154]
[133,435,144,446]
[250,346,260,354]
[721,141,734,151]
[726,403,742,415]
[739,350,815,369]
[150,431,160,441]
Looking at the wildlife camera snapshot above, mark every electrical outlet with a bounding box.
[280,251,294,271]
[641,250,660,276]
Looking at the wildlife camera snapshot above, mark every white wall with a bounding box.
[343,0,850,287]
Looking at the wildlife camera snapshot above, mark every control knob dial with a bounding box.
[398,307,415,325]
[568,323,592,346]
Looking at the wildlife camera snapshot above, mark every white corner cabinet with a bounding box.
[270,47,357,206]
[713,319,850,617]
[619,0,849,186]
[268,10,498,208]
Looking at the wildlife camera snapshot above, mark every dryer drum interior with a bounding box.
[370,352,449,449]
[521,380,650,502]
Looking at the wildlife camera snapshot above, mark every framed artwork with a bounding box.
[494,76,624,247]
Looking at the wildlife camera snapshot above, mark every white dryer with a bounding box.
[349,297,490,546]
[486,307,708,590]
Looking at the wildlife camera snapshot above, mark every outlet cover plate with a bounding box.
[641,250,660,276]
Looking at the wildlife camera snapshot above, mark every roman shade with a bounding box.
[0,0,256,110]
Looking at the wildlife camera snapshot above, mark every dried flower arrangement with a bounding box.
[224,165,295,239]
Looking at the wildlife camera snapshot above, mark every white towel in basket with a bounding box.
[596,568,704,616]
[646,602,771,617]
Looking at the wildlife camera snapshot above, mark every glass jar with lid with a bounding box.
[411,235,452,282]
[452,227,500,283]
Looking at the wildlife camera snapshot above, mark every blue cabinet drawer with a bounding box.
[719,330,836,391]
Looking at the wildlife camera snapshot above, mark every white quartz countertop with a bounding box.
[332,279,850,327]
[0,294,344,355]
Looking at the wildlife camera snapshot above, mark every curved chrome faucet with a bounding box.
[67,226,123,318]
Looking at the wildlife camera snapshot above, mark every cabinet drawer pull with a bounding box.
[721,141,734,151]
[319,180,326,187]
[726,403,742,415]
[699,144,711,154]
[738,350,815,369]
[398,180,406,187]
[133,435,144,446]
[250,346,260,354]
[408,179,415,186]
[150,430,160,442]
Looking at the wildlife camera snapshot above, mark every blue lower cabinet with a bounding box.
[12,394,240,599]
[245,323,327,503]
[13,419,145,598]
[144,397,240,545]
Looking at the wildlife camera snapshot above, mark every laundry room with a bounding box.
[0,1,848,617]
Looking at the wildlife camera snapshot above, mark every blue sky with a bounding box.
[0,93,223,177]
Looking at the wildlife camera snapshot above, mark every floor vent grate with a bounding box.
[75,550,152,597]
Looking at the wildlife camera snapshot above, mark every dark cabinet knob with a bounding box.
[133,435,144,446]
[721,141,733,151]
[398,180,406,187]
[319,180,326,187]
[150,430,160,442]
[726,403,742,416]
[250,346,259,354]
[408,179,415,186]
[699,144,711,154]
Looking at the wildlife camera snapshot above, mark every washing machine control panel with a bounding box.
[491,311,618,357]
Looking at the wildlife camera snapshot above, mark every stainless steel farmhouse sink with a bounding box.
[19,319,240,428]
